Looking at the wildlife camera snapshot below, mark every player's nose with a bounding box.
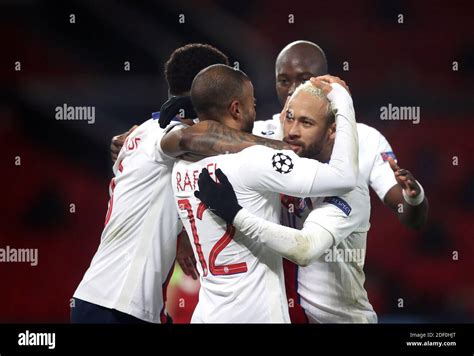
[288,82,298,97]
[288,121,300,138]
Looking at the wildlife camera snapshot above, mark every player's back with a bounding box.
[74,117,181,323]
[172,147,290,323]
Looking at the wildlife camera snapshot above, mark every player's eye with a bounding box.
[286,109,295,121]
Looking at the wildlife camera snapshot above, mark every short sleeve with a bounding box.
[368,130,398,201]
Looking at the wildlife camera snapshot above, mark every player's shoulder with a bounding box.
[174,150,239,171]
[356,123,384,141]
[144,118,186,162]
[239,145,294,158]
[134,118,155,132]
[357,123,394,151]
[137,113,185,134]
[130,117,164,138]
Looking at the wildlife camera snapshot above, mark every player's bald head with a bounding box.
[276,40,328,76]
[275,41,329,106]
[191,64,251,120]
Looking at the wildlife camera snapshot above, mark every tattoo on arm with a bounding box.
[180,121,288,156]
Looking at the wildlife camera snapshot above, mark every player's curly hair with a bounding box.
[165,43,229,96]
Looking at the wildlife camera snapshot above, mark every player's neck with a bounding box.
[199,116,241,132]
[314,141,334,163]
[220,117,242,131]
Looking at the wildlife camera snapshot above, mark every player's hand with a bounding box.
[388,157,421,198]
[110,125,138,162]
[314,75,351,95]
[279,95,292,124]
[159,96,197,129]
[308,77,333,96]
[311,75,354,119]
[176,230,199,280]
[194,168,242,225]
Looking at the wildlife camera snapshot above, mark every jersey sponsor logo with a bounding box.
[323,196,352,216]
[261,130,275,136]
[380,151,397,162]
[272,152,294,174]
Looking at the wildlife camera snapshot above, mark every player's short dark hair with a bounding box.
[326,110,335,127]
[190,64,250,120]
[165,43,229,96]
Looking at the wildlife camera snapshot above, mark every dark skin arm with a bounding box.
[160,120,290,158]
[383,157,429,230]
[176,229,198,280]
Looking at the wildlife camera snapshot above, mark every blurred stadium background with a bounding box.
[1,0,473,323]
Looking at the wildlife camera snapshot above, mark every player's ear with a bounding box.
[328,122,336,140]
[228,100,241,121]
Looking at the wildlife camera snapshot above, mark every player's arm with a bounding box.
[383,157,429,229]
[195,169,351,267]
[240,79,359,198]
[160,120,289,158]
[176,229,198,280]
[234,209,333,266]
[368,130,429,230]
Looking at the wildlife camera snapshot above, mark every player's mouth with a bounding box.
[285,141,304,153]
[289,144,302,152]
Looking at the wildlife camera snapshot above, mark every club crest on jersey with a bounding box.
[272,153,294,174]
[381,151,397,162]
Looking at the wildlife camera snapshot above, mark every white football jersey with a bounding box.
[281,173,376,323]
[73,118,182,323]
[172,145,356,323]
[252,118,398,201]
[255,116,397,323]
[253,114,283,140]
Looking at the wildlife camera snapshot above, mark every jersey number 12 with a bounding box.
[178,199,248,277]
